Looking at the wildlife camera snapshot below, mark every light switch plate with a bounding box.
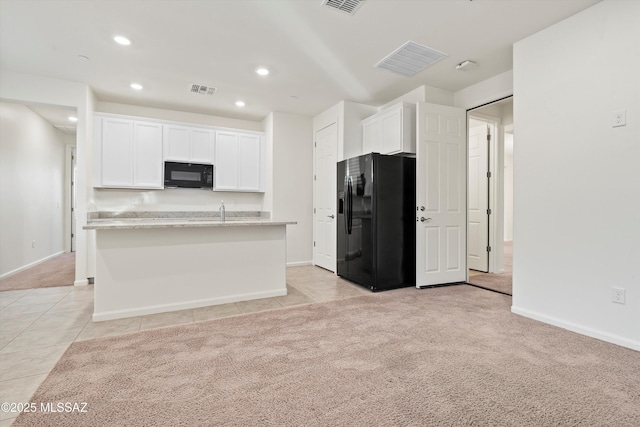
[612,109,626,127]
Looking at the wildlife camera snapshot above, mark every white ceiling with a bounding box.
[28,104,77,135]
[0,0,600,122]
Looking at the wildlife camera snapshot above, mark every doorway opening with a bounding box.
[0,102,77,291]
[466,96,513,296]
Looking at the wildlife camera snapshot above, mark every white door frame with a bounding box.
[467,111,504,274]
[65,145,77,253]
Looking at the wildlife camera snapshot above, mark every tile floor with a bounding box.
[0,265,369,426]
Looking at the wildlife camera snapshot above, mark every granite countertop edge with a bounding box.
[84,211,296,230]
[84,218,296,230]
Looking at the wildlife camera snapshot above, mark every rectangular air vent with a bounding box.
[374,41,447,77]
[322,0,365,15]
[190,84,217,96]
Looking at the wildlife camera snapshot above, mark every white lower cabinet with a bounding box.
[95,117,163,189]
[362,102,416,155]
[215,131,262,192]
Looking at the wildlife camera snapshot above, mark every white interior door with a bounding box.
[467,123,490,272]
[416,102,467,287]
[313,123,337,271]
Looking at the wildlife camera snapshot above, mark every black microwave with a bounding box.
[164,161,213,189]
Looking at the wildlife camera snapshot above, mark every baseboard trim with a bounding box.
[511,305,640,351]
[92,288,287,322]
[0,251,65,280]
[287,261,312,267]
[74,279,90,287]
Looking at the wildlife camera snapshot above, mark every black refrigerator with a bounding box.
[337,153,416,291]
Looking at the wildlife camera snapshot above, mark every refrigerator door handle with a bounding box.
[343,177,349,235]
[347,177,353,234]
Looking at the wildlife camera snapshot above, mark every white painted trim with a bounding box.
[92,289,287,322]
[511,306,640,351]
[0,251,65,280]
[74,279,90,287]
[467,112,503,274]
[287,261,312,267]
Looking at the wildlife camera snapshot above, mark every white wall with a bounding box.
[313,100,376,162]
[380,84,455,111]
[342,101,378,160]
[93,102,265,213]
[0,70,95,286]
[267,112,313,265]
[97,102,263,132]
[503,133,514,241]
[454,70,513,110]
[0,102,67,277]
[512,0,640,350]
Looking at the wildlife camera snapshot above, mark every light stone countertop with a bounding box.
[83,211,295,230]
[84,218,296,230]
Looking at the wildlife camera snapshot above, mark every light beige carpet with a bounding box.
[0,252,75,292]
[14,285,640,426]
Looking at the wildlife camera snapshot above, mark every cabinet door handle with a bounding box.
[328,215,335,219]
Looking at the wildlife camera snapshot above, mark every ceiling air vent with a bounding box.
[190,84,217,96]
[374,41,447,77]
[322,0,365,16]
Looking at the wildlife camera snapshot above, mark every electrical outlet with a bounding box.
[612,109,626,127]
[611,287,626,305]
[32,240,35,248]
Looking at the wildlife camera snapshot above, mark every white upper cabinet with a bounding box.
[189,128,214,163]
[100,118,134,187]
[215,131,263,192]
[95,116,163,189]
[362,102,416,155]
[134,122,164,188]
[94,113,263,192]
[214,131,239,190]
[362,118,380,155]
[163,124,214,164]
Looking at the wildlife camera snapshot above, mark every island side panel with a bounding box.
[93,225,287,321]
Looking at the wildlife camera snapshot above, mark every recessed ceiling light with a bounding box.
[235,101,246,107]
[255,67,269,76]
[68,116,78,122]
[77,55,90,61]
[114,35,131,46]
[130,83,143,90]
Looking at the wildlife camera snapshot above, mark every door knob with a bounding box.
[420,217,431,222]
[328,215,335,219]
[420,206,426,211]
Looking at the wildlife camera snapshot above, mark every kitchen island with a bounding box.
[85,213,296,321]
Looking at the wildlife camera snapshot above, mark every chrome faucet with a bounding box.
[219,200,226,222]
